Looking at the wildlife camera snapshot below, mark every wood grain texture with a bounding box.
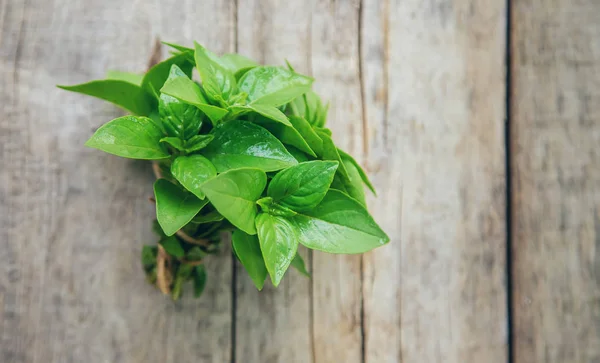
[511,1,600,362]
[361,0,508,362]
[235,1,313,362]
[309,1,365,362]
[0,0,235,362]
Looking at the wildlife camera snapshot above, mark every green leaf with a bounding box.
[186,246,207,261]
[239,66,313,107]
[141,245,157,268]
[154,179,208,236]
[337,158,367,206]
[284,59,296,72]
[142,52,194,98]
[268,161,338,212]
[58,80,155,116]
[315,129,349,179]
[160,137,185,151]
[232,229,268,290]
[160,134,214,154]
[160,236,185,258]
[163,41,193,53]
[171,155,217,199]
[288,116,323,155]
[246,104,292,126]
[291,253,310,277]
[106,70,143,86]
[219,53,258,77]
[190,210,224,224]
[255,213,299,287]
[287,146,312,163]
[200,168,267,234]
[85,116,169,160]
[165,42,256,79]
[252,117,316,157]
[291,190,389,254]
[203,120,297,172]
[159,65,203,139]
[315,102,329,128]
[338,148,376,194]
[315,127,332,137]
[194,42,237,103]
[193,265,207,297]
[172,263,194,300]
[256,197,297,218]
[291,91,328,127]
[160,76,229,123]
[184,134,214,153]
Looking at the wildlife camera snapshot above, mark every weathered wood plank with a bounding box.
[361,0,508,362]
[309,1,364,363]
[235,1,313,362]
[0,1,235,362]
[511,1,600,362]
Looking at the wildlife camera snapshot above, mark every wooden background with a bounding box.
[1,0,598,362]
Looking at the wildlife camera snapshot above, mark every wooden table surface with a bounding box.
[1,0,598,362]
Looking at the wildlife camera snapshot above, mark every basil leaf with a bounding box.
[58,80,155,116]
[268,161,338,212]
[194,42,237,103]
[171,155,217,199]
[338,148,376,194]
[203,120,297,172]
[159,65,203,139]
[142,51,194,98]
[246,104,292,126]
[291,190,389,253]
[186,247,207,261]
[190,210,224,224]
[160,135,213,154]
[255,213,299,286]
[256,197,297,218]
[165,42,256,79]
[160,236,185,258]
[338,158,367,206]
[85,116,169,160]
[200,168,267,234]
[315,102,329,128]
[163,41,193,54]
[315,129,349,179]
[239,66,313,107]
[160,76,229,123]
[193,265,207,297]
[291,253,310,277]
[287,146,312,163]
[141,245,157,268]
[291,91,329,127]
[160,137,185,151]
[315,127,332,137]
[219,53,258,78]
[288,116,323,155]
[172,263,194,300]
[253,118,316,157]
[106,70,143,86]
[184,134,214,153]
[232,229,268,290]
[154,179,208,236]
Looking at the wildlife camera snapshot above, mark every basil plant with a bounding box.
[59,41,389,300]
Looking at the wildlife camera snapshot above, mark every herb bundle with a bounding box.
[59,41,389,300]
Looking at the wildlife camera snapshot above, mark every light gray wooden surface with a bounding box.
[511,1,600,362]
[1,0,598,362]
